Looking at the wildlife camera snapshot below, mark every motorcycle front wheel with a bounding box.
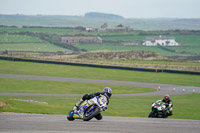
[148,111,155,118]
[83,106,101,121]
[67,110,75,121]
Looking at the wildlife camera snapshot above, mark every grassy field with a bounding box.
[1,94,200,120]
[0,34,43,43]
[0,18,200,120]
[0,43,69,52]
[0,27,74,35]
[0,78,154,94]
[0,27,137,36]
[76,34,200,55]
[0,33,70,52]
[1,27,200,56]
[170,35,200,54]
[101,35,145,42]
[0,60,200,120]
[108,94,200,120]
[0,60,200,86]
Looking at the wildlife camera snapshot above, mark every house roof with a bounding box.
[115,24,124,27]
[145,36,175,41]
[74,26,86,30]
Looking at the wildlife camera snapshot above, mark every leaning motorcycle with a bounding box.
[67,95,108,121]
[148,100,168,118]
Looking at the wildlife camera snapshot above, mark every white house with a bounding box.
[143,35,181,46]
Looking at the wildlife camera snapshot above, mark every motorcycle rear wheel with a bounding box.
[162,111,168,118]
[83,106,101,121]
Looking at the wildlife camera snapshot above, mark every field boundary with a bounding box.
[0,56,200,75]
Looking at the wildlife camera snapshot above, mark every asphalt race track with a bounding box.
[0,74,200,133]
[0,113,200,133]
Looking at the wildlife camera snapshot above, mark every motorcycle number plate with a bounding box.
[101,98,105,103]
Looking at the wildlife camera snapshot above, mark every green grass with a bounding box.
[0,33,70,52]
[107,94,200,120]
[170,46,200,55]
[0,43,70,52]
[0,27,74,35]
[0,96,75,114]
[0,60,199,86]
[1,27,200,56]
[101,35,145,42]
[170,35,200,55]
[0,27,130,36]
[76,34,200,56]
[174,35,200,47]
[0,78,154,94]
[0,34,43,43]
[1,94,200,120]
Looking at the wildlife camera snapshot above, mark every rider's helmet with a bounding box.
[163,94,170,102]
[103,87,112,99]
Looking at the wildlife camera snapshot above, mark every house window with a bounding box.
[166,41,170,44]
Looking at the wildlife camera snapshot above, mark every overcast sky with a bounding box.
[0,0,200,18]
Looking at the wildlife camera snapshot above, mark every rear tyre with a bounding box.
[83,106,100,121]
[67,110,75,121]
[95,113,102,120]
[162,111,168,118]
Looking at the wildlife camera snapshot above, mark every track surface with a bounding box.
[0,74,200,97]
[0,113,200,133]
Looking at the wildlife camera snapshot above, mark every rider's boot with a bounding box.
[168,111,173,116]
[73,99,84,111]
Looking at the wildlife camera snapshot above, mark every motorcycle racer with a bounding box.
[72,87,112,120]
[162,94,173,116]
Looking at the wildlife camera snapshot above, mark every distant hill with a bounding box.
[85,12,124,20]
[172,18,200,24]
[0,14,200,30]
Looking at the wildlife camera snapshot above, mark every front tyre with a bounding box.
[67,110,75,121]
[83,106,101,121]
[148,111,155,118]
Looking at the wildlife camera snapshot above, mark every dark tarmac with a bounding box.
[0,113,200,133]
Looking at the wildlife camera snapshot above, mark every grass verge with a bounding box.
[0,60,200,86]
[0,94,200,120]
[0,78,155,94]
